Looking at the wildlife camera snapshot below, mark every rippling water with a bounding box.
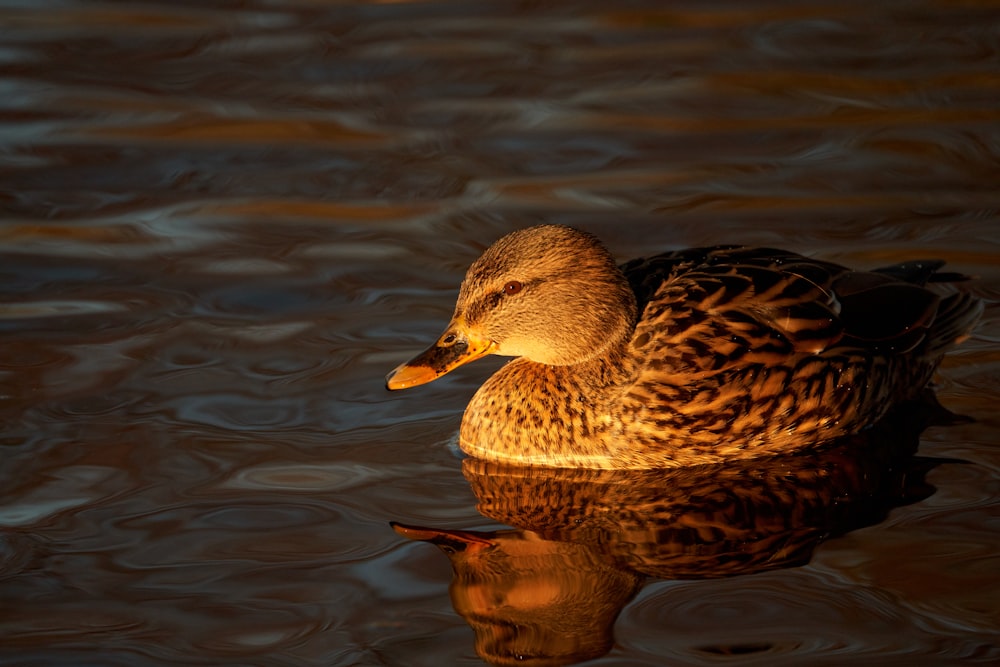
[1,1,998,665]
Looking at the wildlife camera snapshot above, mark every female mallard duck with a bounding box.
[386,225,981,469]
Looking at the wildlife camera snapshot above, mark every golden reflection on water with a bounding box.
[1,0,999,665]
[395,398,947,665]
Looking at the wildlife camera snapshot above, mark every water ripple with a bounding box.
[2,1,997,665]
[617,572,999,664]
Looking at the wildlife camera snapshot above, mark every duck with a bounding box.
[385,224,982,469]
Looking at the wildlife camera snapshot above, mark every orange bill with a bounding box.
[385,324,495,390]
[390,521,496,551]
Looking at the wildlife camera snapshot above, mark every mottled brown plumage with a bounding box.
[386,225,981,468]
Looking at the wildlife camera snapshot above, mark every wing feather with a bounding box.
[623,246,963,375]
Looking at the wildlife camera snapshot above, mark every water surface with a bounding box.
[1,1,998,665]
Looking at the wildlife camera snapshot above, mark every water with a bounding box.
[1,1,998,665]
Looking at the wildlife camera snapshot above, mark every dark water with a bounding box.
[1,1,999,665]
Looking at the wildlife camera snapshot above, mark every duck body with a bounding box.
[387,225,981,469]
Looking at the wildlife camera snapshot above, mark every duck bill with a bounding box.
[385,324,496,390]
[391,521,496,552]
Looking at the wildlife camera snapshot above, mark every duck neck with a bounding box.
[561,328,637,390]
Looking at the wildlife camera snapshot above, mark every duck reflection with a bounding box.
[393,397,960,666]
[393,523,641,665]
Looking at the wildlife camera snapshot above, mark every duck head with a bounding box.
[386,225,638,389]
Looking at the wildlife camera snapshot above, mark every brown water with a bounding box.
[1,1,999,665]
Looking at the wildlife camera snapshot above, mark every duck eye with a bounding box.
[503,280,523,296]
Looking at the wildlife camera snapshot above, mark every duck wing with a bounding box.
[622,247,968,375]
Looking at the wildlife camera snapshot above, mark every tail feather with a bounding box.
[874,259,946,286]
[926,291,983,357]
[872,259,981,357]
